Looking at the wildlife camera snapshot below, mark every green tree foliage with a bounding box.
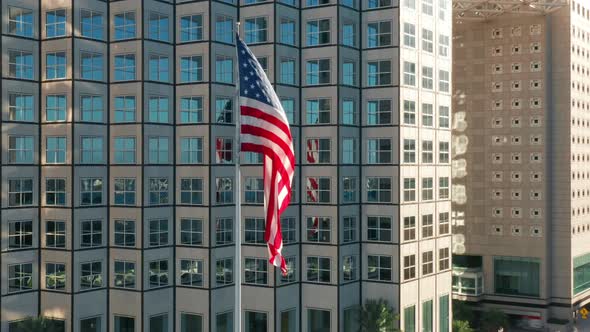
[358,299,401,332]
[11,317,64,332]
[453,320,475,332]
[480,309,509,332]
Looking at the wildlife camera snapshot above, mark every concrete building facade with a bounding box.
[0,0,452,331]
[452,0,588,329]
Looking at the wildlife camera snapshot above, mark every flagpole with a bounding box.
[234,22,242,332]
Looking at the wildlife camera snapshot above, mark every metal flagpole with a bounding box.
[234,22,242,332]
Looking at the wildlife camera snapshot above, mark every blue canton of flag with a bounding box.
[237,36,280,109]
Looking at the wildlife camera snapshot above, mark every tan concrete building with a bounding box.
[0,0,452,331]
[451,0,590,329]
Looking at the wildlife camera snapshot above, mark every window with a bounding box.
[80,9,103,39]
[277,218,296,245]
[180,218,203,245]
[277,58,296,85]
[439,34,450,57]
[148,137,169,164]
[403,178,416,202]
[180,178,203,205]
[306,138,330,163]
[422,300,433,332]
[244,218,265,244]
[180,137,203,164]
[367,21,392,47]
[149,260,169,288]
[8,179,33,206]
[216,218,233,244]
[306,217,331,243]
[149,315,168,332]
[180,96,203,123]
[180,259,203,287]
[367,138,391,164]
[114,178,135,206]
[244,178,264,204]
[422,66,433,89]
[80,178,103,206]
[114,54,135,81]
[46,52,66,79]
[9,50,34,79]
[280,18,295,45]
[306,177,331,203]
[81,95,103,122]
[149,178,169,205]
[215,15,234,43]
[422,0,433,15]
[180,56,203,83]
[180,15,203,42]
[9,220,33,249]
[440,295,450,332]
[422,140,433,163]
[306,59,330,85]
[494,256,540,297]
[215,55,233,83]
[367,99,392,125]
[181,313,203,332]
[215,137,233,163]
[279,257,296,285]
[216,258,233,285]
[342,177,357,203]
[81,136,103,163]
[439,70,450,92]
[404,306,416,332]
[422,251,434,275]
[307,19,330,46]
[245,258,268,285]
[308,309,330,331]
[114,11,136,40]
[368,0,392,8]
[439,248,450,271]
[439,106,450,128]
[422,29,434,53]
[46,178,66,206]
[342,99,356,125]
[8,263,32,292]
[149,55,169,82]
[342,22,356,47]
[46,9,66,38]
[216,312,234,332]
[343,255,357,281]
[422,103,434,126]
[46,136,66,164]
[368,216,392,242]
[403,23,416,47]
[46,220,66,248]
[439,212,450,235]
[306,99,331,124]
[368,255,392,281]
[403,254,416,280]
[148,12,169,41]
[114,137,136,164]
[244,312,267,332]
[216,177,234,204]
[367,60,391,86]
[114,261,135,288]
[403,216,416,241]
[46,95,66,121]
[114,220,135,247]
[9,93,34,121]
[9,7,33,37]
[45,263,66,290]
[422,214,434,238]
[80,261,102,289]
[367,177,391,202]
[80,219,102,247]
[439,142,450,163]
[439,177,449,199]
[215,97,233,123]
[307,0,330,6]
[403,61,416,86]
[307,256,330,283]
[342,138,358,164]
[339,61,355,86]
[245,17,268,44]
[115,316,135,332]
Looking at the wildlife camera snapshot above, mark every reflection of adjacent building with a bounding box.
[452,0,589,330]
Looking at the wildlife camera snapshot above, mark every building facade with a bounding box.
[0,0,452,331]
[451,0,588,328]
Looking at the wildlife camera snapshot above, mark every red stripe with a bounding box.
[241,124,295,167]
[241,105,293,140]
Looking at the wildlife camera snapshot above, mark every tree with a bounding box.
[358,299,401,332]
[452,300,475,323]
[480,309,509,332]
[453,320,475,332]
[11,317,64,332]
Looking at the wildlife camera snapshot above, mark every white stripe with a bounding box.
[241,133,295,178]
[241,114,293,150]
[242,95,290,127]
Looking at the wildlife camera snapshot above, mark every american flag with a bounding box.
[237,35,295,275]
